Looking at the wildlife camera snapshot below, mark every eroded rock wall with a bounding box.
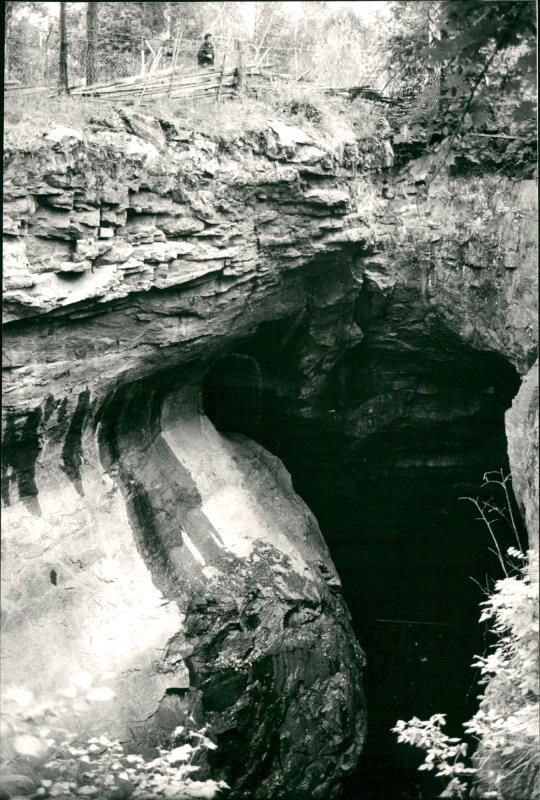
[3,115,536,417]
[2,110,537,796]
[2,380,365,800]
[506,360,539,551]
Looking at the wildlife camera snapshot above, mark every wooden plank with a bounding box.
[143,85,237,102]
[74,66,226,94]
[4,86,50,96]
[162,91,236,103]
[81,76,235,100]
[151,78,235,95]
[72,62,264,97]
[80,75,243,99]
[168,83,234,98]
[75,69,229,95]
[104,78,235,102]
[75,71,164,93]
[127,82,236,103]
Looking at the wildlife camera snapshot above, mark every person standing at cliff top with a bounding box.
[197,33,215,66]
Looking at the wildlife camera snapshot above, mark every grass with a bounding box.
[3,79,386,155]
[3,94,119,150]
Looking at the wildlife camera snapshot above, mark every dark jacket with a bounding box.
[197,40,214,66]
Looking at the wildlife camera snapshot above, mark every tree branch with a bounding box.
[427,3,528,183]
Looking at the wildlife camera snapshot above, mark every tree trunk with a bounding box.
[234,39,245,92]
[5,1,15,32]
[59,1,69,93]
[86,2,98,86]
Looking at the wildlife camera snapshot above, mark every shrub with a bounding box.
[467,547,539,800]
[0,673,228,799]
[393,546,539,799]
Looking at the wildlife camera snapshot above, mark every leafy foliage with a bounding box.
[1,673,228,800]
[467,548,539,800]
[4,1,52,85]
[393,473,539,800]
[383,1,442,97]
[393,714,475,798]
[385,1,537,179]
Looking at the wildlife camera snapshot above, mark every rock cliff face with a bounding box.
[2,109,537,798]
[506,361,539,551]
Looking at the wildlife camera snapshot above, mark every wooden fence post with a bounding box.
[59,1,70,94]
[86,1,98,86]
[168,31,182,99]
[216,38,229,102]
[137,46,162,106]
[234,38,244,94]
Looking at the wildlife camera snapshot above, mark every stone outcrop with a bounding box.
[2,108,537,798]
[2,113,379,799]
[506,360,539,551]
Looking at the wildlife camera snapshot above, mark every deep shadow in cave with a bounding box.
[202,354,263,441]
[201,319,523,800]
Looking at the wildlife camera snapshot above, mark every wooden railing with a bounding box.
[71,67,256,104]
[3,39,274,105]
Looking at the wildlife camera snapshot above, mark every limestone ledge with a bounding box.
[3,113,387,321]
[3,112,536,387]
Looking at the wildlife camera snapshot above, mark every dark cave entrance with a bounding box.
[202,354,263,441]
[201,320,523,800]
